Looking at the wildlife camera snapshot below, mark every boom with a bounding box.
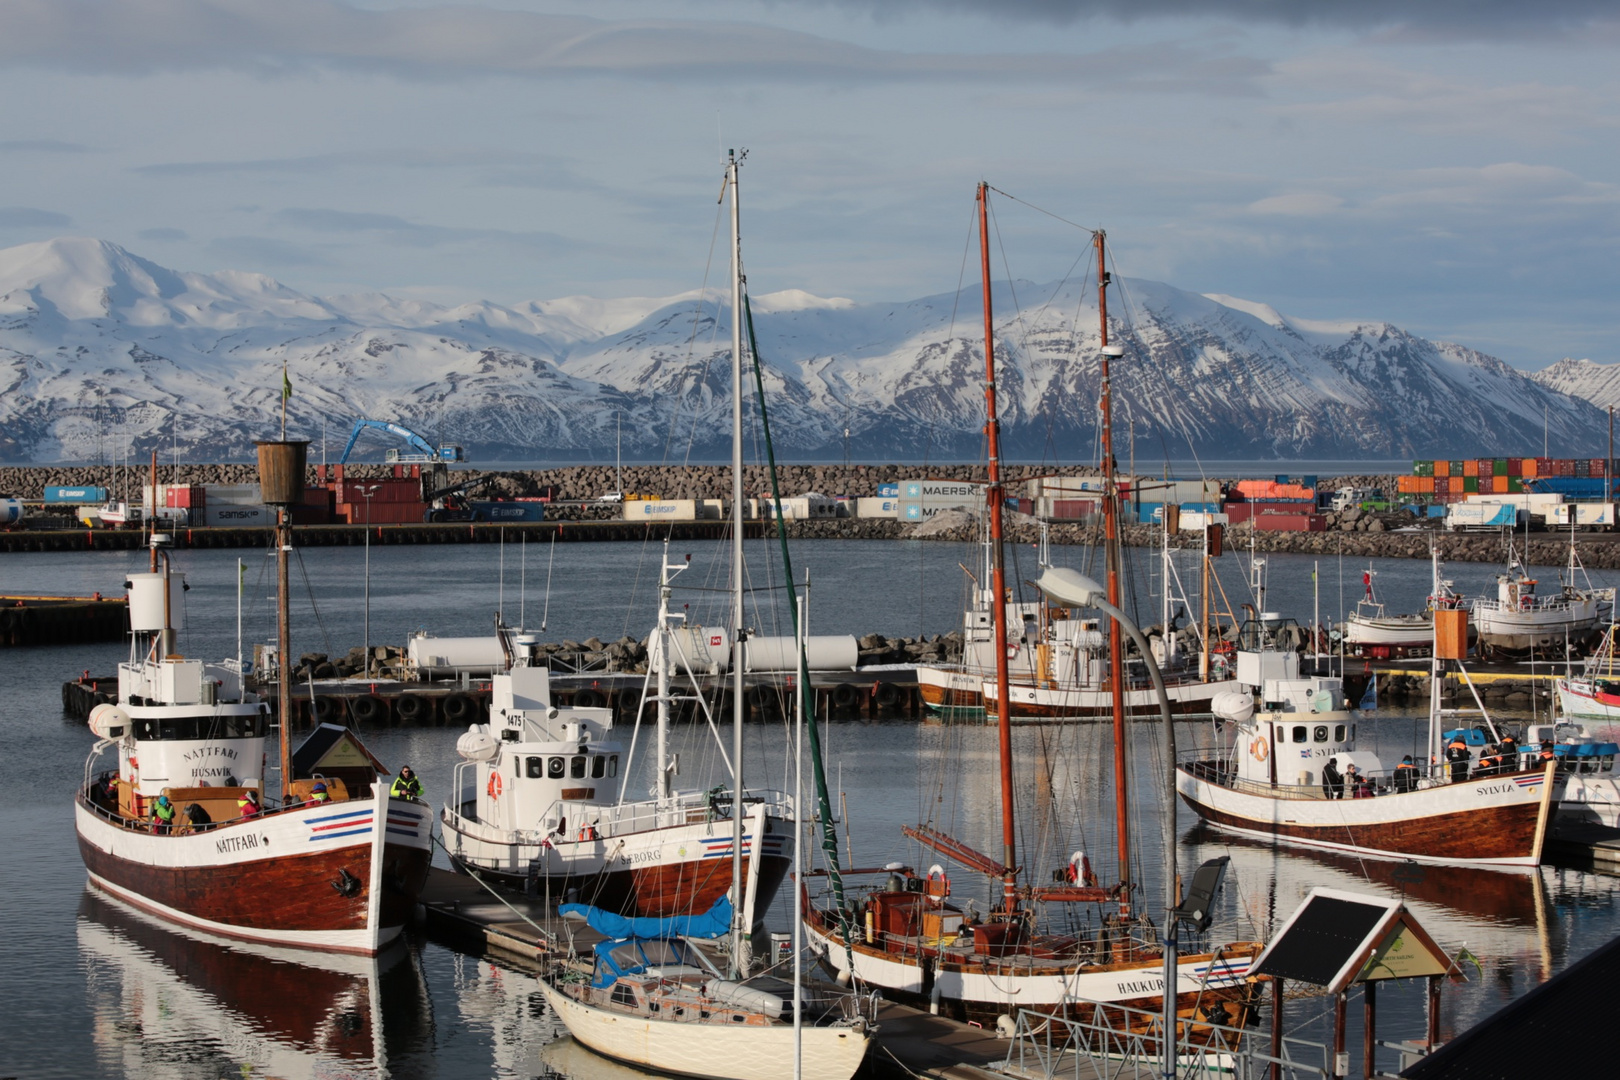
[337,419,464,465]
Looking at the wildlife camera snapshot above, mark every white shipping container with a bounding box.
[205,483,267,506]
[1179,511,1230,530]
[623,499,698,522]
[856,497,899,518]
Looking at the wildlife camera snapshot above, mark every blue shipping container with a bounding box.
[471,501,545,522]
[877,483,899,497]
[1133,501,1164,523]
[44,485,109,504]
[1525,478,1607,498]
[1180,502,1221,513]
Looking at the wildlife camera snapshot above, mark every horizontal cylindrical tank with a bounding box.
[649,626,733,675]
[126,571,186,632]
[743,635,858,673]
[408,634,508,677]
[0,498,22,525]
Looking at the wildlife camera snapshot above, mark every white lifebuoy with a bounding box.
[926,863,950,901]
[1007,642,1020,660]
[1252,737,1270,762]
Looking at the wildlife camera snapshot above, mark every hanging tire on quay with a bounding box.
[442,693,476,724]
[313,696,339,723]
[395,694,430,725]
[351,694,387,726]
[873,682,901,709]
[831,683,859,709]
[572,689,604,710]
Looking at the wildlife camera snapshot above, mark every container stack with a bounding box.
[1408,458,1619,503]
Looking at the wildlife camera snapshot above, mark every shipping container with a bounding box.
[1179,510,1229,530]
[1256,513,1326,532]
[203,504,273,527]
[1576,459,1591,478]
[1180,502,1221,513]
[1506,477,1524,493]
[623,499,699,522]
[1050,499,1099,520]
[288,504,330,526]
[1522,458,1538,480]
[43,485,109,504]
[1463,476,1479,493]
[335,501,426,525]
[856,497,899,519]
[470,501,545,522]
[1437,460,1452,478]
[164,484,206,509]
[877,483,899,498]
[1412,460,1434,477]
[1559,459,1576,477]
[1506,458,1523,476]
[1463,460,1479,477]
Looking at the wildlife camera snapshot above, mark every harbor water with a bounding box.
[3,535,1619,1078]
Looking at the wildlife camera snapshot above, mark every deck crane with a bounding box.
[338,419,463,465]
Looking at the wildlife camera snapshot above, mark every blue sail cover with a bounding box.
[560,894,733,943]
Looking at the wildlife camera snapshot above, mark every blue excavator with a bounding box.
[338,419,463,465]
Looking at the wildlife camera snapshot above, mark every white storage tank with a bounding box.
[0,497,22,525]
[649,626,733,675]
[408,634,508,677]
[126,571,186,632]
[743,635,859,672]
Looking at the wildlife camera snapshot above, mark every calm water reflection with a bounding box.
[3,538,1617,1077]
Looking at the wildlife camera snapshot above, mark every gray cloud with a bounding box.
[205,235,330,268]
[0,206,71,227]
[812,0,1617,33]
[272,207,586,257]
[137,227,189,240]
[0,139,90,153]
[0,0,1263,92]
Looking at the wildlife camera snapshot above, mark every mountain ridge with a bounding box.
[0,236,1609,463]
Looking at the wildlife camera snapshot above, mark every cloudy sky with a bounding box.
[1,0,1616,367]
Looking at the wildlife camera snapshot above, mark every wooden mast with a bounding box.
[978,183,1017,918]
[1096,230,1132,915]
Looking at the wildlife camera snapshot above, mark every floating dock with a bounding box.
[1,594,128,647]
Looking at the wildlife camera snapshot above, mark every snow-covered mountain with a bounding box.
[0,237,1606,463]
[1532,358,1620,413]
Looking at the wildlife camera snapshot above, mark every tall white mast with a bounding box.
[726,149,747,977]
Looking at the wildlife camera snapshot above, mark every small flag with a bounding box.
[281,363,292,402]
[1359,676,1377,712]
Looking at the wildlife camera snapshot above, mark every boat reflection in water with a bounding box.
[76,888,435,1079]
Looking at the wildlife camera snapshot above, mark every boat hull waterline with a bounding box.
[1175,764,1559,867]
[76,789,433,954]
[538,978,872,1080]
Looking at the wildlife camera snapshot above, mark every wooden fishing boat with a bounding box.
[1343,552,1472,660]
[1472,541,1609,661]
[806,189,1262,1032]
[1176,611,1563,867]
[74,443,432,954]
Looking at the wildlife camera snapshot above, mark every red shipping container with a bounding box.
[165,484,205,508]
[1256,513,1326,532]
[1051,499,1097,519]
[1507,458,1523,476]
[1558,459,1576,477]
[289,505,331,526]
[1224,503,1252,524]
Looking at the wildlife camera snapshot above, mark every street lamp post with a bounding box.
[358,483,379,677]
[1036,567,1179,1078]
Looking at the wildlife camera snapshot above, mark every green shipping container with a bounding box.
[1414,460,1434,477]
[1463,476,1480,493]
[1493,458,1509,476]
[1506,477,1524,493]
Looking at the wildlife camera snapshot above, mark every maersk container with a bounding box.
[44,486,109,504]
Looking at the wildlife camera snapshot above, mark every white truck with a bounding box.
[1547,502,1616,531]
[1445,502,1524,532]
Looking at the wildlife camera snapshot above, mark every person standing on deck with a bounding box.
[1321,757,1345,799]
[390,766,423,800]
[1446,735,1471,782]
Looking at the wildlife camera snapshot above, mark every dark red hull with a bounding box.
[456,853,793,920]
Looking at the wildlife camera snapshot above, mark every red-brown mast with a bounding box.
[979,183,1018,918]
[1096,230,1132,916]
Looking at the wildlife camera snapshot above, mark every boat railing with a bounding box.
[1003,997,1340,1080]
[536,788,795,843]
[1179,752,1531,799]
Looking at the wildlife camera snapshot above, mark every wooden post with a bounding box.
[1270,976,1284,1080]
[1427,974,1441,1049]
[1334,993,1347,1077]
[1363,982,1376,1079]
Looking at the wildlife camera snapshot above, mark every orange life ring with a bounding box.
[487,773,503,798]
[1252,737,1269,762]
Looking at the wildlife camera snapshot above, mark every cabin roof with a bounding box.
[291,722,386,778]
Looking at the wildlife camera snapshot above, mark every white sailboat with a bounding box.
[540,150,871,1080]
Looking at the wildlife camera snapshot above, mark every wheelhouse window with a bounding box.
[526,757,545,779]
[1313,725,1329,743]
[1292,726,1307,743]
[571,756,587,779]
[547,757,565,779]
[591,755,607,779]
[607,755,619,777]
[1335,725,1347,742]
